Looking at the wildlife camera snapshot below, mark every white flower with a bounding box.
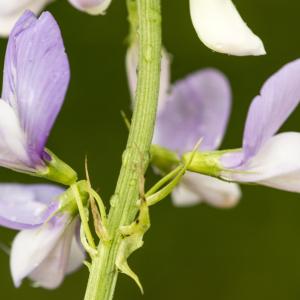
[189,0,266,56]
[0,0,112,37]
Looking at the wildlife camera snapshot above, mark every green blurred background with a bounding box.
[1,0,300,299]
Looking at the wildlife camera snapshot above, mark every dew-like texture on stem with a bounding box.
[83,1,163,299]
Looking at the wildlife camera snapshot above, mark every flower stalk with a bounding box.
[83,0,162,299]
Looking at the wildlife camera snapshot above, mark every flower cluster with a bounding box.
[0,11,87,289]
[0,0,297,295]
[126,3,300,207]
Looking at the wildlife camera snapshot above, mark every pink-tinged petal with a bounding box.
[221,132,300,192]
[242,59,300,163]
[68,0,111,15]
[2,11,70,166]
[29,219,77,289]
[126,44,171,112]
[0,183,63,230]
[0,0,52,37]
[189,0,265,56]
[173,172,240,208]
[153,69,231,154]
[10,215,69,288]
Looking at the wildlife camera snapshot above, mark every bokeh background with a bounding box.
[0,0,300,299]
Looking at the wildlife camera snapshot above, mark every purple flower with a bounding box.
[0,183,61,230]
[153,69,241,208]
[0,0,111,36]
[0,11,76,184]
[219,59,300,192]
[0,183,84,289]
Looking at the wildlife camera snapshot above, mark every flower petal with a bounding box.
[2,11,70,166]
[153,69,231,154]
[241,59,300,162]
[66,235,85,274]
[189,0,266,56]
[0,183,63,230]
[10,215,69,288]
[29,219,77,289]
[0,0,52,37]
[68,0,112,15]
[173,172,240,208]
[172,182,203,207]
[221,132,300,192]
[126,44,171,111]
[0,99,30,170]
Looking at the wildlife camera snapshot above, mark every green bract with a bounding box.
[39,148,78,185]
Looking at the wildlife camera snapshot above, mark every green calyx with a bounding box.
[150,144,180,173]
[182,150,224,177]
[38,148,78,185]
[58,180,90,215]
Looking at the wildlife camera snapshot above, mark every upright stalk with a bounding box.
[84,0,162,299]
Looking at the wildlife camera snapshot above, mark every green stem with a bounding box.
[83,0,162,299]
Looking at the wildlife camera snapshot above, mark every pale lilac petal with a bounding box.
[2,11,70,166]
[0,183,63,230]
[0,0,52,37]
[189,0,265,56]
[66,235,85,274]
[10,215,69,288]
[153,69,231,154]
[29,219,77,289]
[68,0,111,15]
[242,59,300,163]
[173,172,240,208]
[172,182,203,207]
[221,132,300,192]
[126,44,171,112]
